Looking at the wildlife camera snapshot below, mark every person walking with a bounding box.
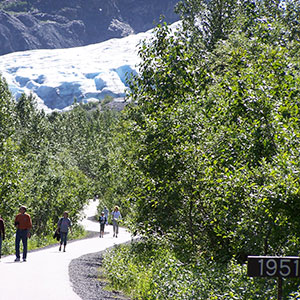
[0,215,5,260]
[14,205,32,262]
[57,211,72,252]
[103,207,109,225]
[99,212,107,238]
[111,206,122,238]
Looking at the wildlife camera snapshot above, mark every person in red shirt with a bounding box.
[14,205,32,262]
[0,215,5,260]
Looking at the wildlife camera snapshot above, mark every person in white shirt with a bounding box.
[111,206,122,238]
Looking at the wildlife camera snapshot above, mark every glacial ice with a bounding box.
[0,29,150,113]
[0,21,181,113]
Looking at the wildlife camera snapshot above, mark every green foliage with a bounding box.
[0,74,16,141]
[15,94,48,155]
[101,95,113,107]
[104,241,300,300]
[0,75,23,234]
[110,0,300,265]
[0,73,122,254]
[2,0,300,296]
[193,32,300,260]
[175,0,239,50]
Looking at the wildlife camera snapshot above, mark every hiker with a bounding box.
[14,205,32,262]
[103,206,109,225]
[0,215,5,260]
[57,211,72,252]
[111,206,122,238]
[99,211,107,238]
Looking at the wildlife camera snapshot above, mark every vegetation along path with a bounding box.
[0,200,132,300]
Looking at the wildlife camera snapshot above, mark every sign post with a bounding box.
[278,277,282,300]
[247,256,300,300]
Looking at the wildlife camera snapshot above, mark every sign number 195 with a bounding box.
[248,256,300,278]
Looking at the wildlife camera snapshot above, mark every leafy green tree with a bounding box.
[15,93,49,156]
[0,75,24,234]
[0,76,115,247]
[0,75,16,142]
[116,22,209,258]
[116,0,300,263]
[175,0,239,50]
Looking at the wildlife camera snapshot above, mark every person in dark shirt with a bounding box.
[57,211,72,252]
[0,215,5,260]
[99,212,107,238]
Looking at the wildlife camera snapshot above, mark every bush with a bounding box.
[103,240,300,300]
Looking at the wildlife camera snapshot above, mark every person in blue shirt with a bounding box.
[103,207,109,225]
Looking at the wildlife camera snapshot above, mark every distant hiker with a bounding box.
[103,206,109,225]
[99,212,107,238]
[0,215,5,260]
[111,206,122,238]
[57,211,72,252]
[14,205,32,262]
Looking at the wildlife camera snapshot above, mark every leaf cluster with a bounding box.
[109,0,300,264]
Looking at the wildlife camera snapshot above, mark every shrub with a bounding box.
[102,240,300,300]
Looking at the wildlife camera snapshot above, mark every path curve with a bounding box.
[0,201,132,300]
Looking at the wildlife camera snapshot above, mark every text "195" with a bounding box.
[247,256,300,278]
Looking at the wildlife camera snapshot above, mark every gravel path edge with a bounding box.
[69,241,132,300]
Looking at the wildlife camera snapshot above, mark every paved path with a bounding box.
[0,201,132,300]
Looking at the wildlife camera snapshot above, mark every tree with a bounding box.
[0,75,23,233]
[116,0,300,262]
[0,75,16,142]
[15,94,50,158]
[175,0,239,50]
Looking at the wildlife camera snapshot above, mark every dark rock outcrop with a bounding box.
[0,0,179,55]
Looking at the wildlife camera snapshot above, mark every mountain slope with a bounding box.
[0,0,179,55]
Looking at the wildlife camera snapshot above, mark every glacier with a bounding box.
[0,28,153,113]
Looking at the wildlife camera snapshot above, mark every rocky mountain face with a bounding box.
[0,0,179,55]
